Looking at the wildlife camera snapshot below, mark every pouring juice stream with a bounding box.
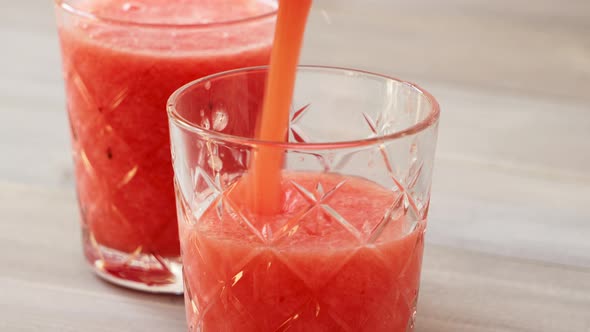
[248,0,313,214]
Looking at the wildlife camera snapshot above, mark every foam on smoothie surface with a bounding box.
[68,0,277,53]
[91,0,276,24]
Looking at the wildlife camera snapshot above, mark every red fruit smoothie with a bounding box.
[181,172,425,331]
[56,0,275,260]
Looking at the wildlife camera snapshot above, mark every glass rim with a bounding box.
[55,0,278,29]
[167,65,441,150]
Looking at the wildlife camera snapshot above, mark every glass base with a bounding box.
[83,231,183,294]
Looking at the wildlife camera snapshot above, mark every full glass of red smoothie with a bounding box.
[54,0,276,293]
[168,66,440,331]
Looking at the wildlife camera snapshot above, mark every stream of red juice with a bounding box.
[247,0,313,214]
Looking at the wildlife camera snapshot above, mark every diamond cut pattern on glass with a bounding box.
[191,166,222,219]
[285,102,428,221]
[182,171,424,331]
[191,163,266,244]
[178,83,433,329]
[367,192,405,243]
[286,178,362,242]
[361,112,424,223]
[67,64,139,195]
[185,244,315,331]
[289,103,311,143]
[315,240,422,331]
[65,53,183,292]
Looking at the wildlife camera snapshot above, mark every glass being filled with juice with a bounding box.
[54,0,276,293]
[168,66,440,331]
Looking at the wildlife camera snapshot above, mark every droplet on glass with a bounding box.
[212,106,228,131]
[122,2,141,12]
[204,81,211,90]
[201,118,211,130]
[409,141,419,164]
[410,142,418,155]
[208,155,223,172]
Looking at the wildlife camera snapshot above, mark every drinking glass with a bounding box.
[168,66,440,330]
[54,0,276,293]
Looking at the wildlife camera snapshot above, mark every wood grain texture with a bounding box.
[304,0,590,102]
[1,0,589,331]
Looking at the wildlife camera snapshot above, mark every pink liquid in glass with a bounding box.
[57,0,275,286]
[181,172,425,331]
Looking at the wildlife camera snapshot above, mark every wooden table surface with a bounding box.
[1,0,589,331]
